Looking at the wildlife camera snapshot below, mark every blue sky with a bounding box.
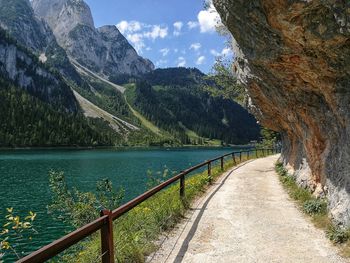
[85,0,232,73]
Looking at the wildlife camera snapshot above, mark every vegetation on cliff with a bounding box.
[276,162,350,256]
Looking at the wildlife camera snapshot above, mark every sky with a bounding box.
[85,0,232,73]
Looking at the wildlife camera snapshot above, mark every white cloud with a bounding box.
[116,20,142,34]
[126,33,145,53]
[196,56,206,65]
[160,48,170,56]
[177,57,186,67]
[210,47,233,57]
[197,3,221,33]
[210,49,220,56]
[221,47,232,56]
[174,21,183,31]
[187,21,199,29]
[173,21,183,36]
[174,48,178,53]
[116,20,168,53]
[190,43,201,51]
[144,25,168,40]
[156,59,168,67]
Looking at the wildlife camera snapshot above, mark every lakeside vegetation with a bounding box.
[45,149,271,262]
[275,162,350,257]
[0,208,36,262]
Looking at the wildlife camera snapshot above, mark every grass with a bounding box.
[275,162,350,257]
[124,84,169,138]
[61,150,272,262]
[177,121,223,146]
[126,101,162,136]
[178,121,202,141]
[124,84,224,147]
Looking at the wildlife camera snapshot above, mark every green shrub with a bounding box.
[303,199,327,215]
[291,187,312,203]
[326,225,350,244]
[275,161,350,252]
[0,208,36,261]
[275,162,287,176]
[48,171,124,228]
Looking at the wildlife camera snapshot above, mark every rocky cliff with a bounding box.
[32,0,154,77]
[0,0,82,81]
[214,0,350,225]
[0,29,78,112]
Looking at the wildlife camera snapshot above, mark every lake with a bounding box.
[0,147,247,261]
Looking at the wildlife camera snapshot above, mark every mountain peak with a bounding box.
[32,0,154,76]
[32,0,94,42]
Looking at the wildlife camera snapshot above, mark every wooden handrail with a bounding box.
[18,215,108,263]
[17,147,280,263]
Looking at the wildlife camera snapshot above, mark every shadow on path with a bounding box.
[173,160,254,263]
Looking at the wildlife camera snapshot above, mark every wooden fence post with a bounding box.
[208,162,212,183]
[247,151,250,159]
[256,149,258,158]
[100,210,115,263]
[239,152,242,163]
[232,153,236,165]
[221,157,224,171]
[180,174,185,199]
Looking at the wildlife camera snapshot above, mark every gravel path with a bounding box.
[150,155,348,263]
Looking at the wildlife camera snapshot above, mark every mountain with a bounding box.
[0,0,153,146]
[0,28,78,112]
[0,0,261,147]
[124,68,260,145]
[0,0,81,81]
[32,0,154,77]
[0,28,118,147]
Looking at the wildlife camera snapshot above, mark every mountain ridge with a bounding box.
[32,0,154,77]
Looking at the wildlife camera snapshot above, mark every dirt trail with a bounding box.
[151,155,348,263]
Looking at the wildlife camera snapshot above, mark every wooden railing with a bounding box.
[17,147,280,263]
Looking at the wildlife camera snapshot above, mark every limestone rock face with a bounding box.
[0,35,78,112]
[214,0,350,225]
[32,0,95,44]
[32,0,154,76]
[0,0,82,82]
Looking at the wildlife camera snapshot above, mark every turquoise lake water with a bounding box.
[0,147,248,261]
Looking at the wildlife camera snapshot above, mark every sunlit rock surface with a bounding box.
[214,0,350,225]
